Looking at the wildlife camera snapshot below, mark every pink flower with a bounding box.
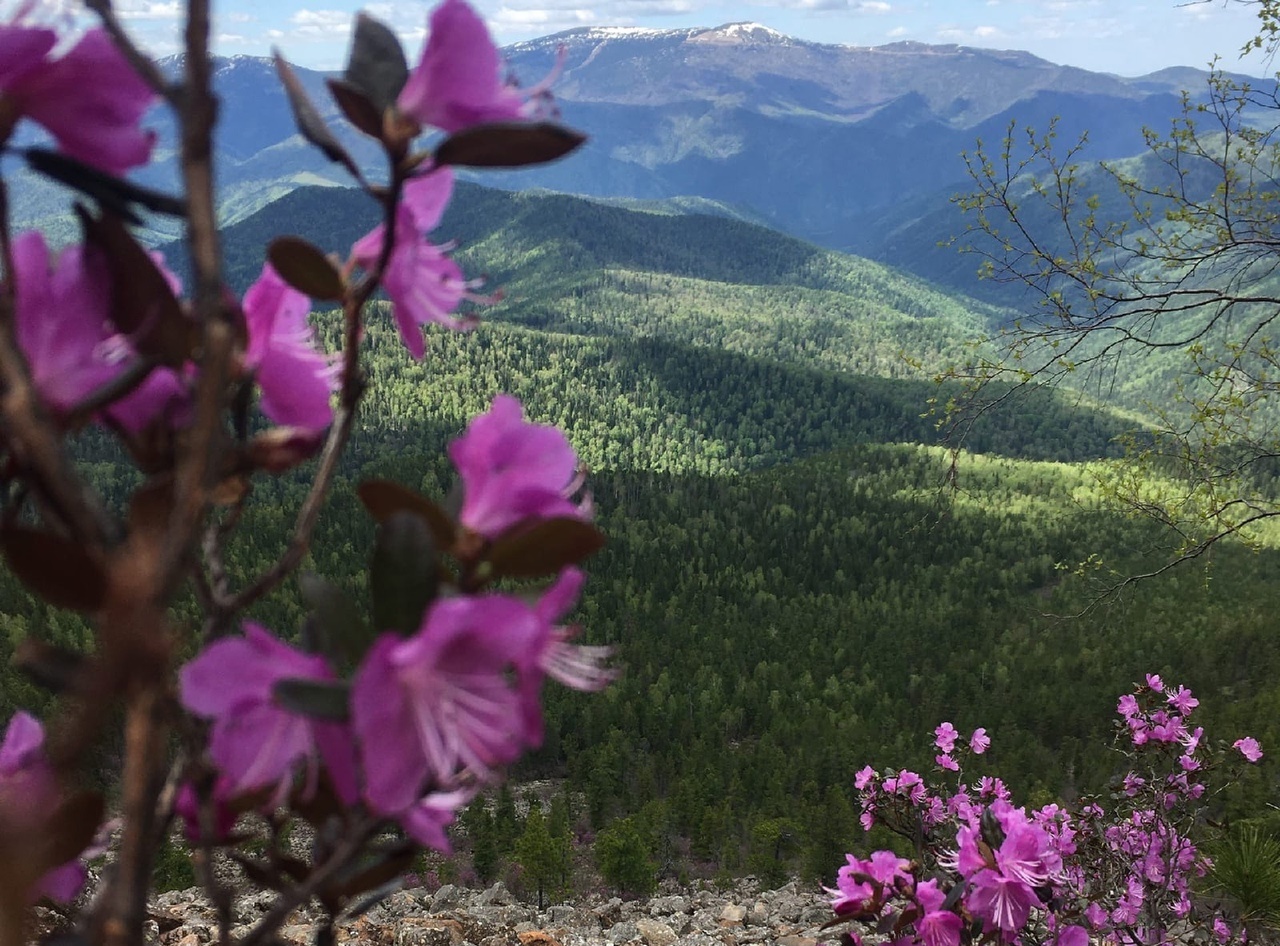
[1234,737,1263,763]
[1145,673,1165,693]
[1166,685,1198,715]
[179,623,354,803]
[1116,693,1139,718]
[934,721,958,753]
[351,593,544,814]
[967,871,1039,934]
[969,727,990,754]
[400,785,477,852]
[351,170,479,359]
[936,753,959,772]
[9,231,187,432]
[528,568,615,699]
[397,0,555,134]
[914,878,962,946]
[0,712,95,903]
[450,394,589,539]
[1,24,155,173]
[854,765,877,791]
[242,261,336,430]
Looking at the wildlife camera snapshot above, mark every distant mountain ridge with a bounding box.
[10,23,1263,300]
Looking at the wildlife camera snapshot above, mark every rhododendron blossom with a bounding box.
[0,23,155,173]
[242,261,336,430]
[397,0,556,134]
[1233,736,1263,762]
[0,711,94,903]
[352,593,544,814]
[351,170,480,359]
[179,623,354,804]
[450,393,590,538]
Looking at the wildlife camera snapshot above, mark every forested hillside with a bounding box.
[9,169,1277,889]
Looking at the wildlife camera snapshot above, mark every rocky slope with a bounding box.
[137,879,833,946]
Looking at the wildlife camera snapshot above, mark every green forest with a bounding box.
[7,183,1279,892]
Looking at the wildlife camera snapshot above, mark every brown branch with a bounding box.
[236,813,380,946]
[213,178,406,622]
[82,0,173,99]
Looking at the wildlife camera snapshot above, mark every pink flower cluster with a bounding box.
[833,679,1261,946]
[178,395,609,849]
[2,0,557,442]
[0,713,97,903]
[0,16,155,174]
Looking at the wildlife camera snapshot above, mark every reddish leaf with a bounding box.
[268,236,345,301]
[0,527,107,612]
[344,14,408,114]
[77,209,196,367]
[12,640,87,694]
[273,51,361,180]
[323,844,416,902]
[357,479,456,549]
[487,517,605,579]
[327,78,383,139]
[43,791,104,867]
[434,122,586,169]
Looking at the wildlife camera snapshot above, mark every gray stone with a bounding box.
[635,918,677,946]
[477,883,516,907]
[606,921,639,944]
[648,897,687,917]
[432,885,462,912]
[718,904,746,927]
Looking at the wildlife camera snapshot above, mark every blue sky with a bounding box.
[98,0,1275,77]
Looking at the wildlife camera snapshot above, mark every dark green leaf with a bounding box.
[487,517,606,579]
[268,236,346,301]
[298,572,374,666]
[273,678,351,722]
[434,122,587,169]
[343,13,408,114]
[273,51,363,181]
[327,78,383,139]
[324,843,416,902]
[370,512,439,635]
[24,148,186,221]
[12,640,87,694]
[77,208,197,367]
[0,527,108,612]
[358,479,456,550]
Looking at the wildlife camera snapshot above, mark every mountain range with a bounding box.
[10,24,1260,302]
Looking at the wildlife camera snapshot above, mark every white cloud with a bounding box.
[854,1,890,12]
[491,5,598,35]
[288,8,354,39]
[115,0,182,20]
[887,25,908,36]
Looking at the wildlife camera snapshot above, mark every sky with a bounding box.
[69,0,1280,77]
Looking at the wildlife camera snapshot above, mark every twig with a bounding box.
[82,0,173,99]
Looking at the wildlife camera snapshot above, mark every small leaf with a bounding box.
[0,527,108,612]
[268,236,346,301]
[12,640,87,694]
[358,479,456,550]
[24,148,186,222]
[487,518,605,579]
[344,13,408,114]
[434,122,587,169]
[323,843,416,902]
[273,51,362,180]
[326,78,383,139]
[77,208,196,367]
[298,573,374,666]
[43,791,104,868]
[273,678,351,722]
[370,512,439,635]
